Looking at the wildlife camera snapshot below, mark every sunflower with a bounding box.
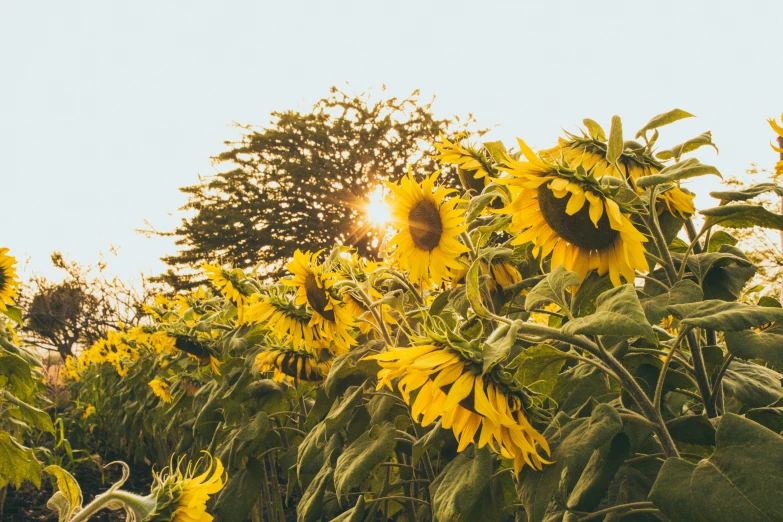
[769,114,783,179]
[366,343,550,473]
[255,348,332,382]
[542,134,695,217]
[0,248,20,313]
[283,250,356,354]
[385,170,469,288]
[499,138,649,287]
[434,133,496,193]
[244,290,328,351]
[81,404,96,420]
[148,453,226,522]
[149,379,173,403]
[449,256,522,291]
[202,263,253,322]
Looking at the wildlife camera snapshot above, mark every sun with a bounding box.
[366,184,391,226]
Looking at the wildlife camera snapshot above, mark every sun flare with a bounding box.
[366,184,391,226]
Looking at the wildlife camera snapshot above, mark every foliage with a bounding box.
[155,87,474,289]
[51,109,783,522]
[20,252,157,359]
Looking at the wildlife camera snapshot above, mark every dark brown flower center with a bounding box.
[304,273,335,322]
[536,184,618,251]
[408,199,443,251]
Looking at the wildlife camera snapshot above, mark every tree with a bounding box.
[21,252,155,359]
[154,87,471,289]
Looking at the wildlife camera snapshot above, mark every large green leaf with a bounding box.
[566,433,631,511]
[722,359,783,410]
[702,204,783,231]
[648,459,709,522]
[214,458,268,521]
[710,183,783,202]
[333,422,396,499]
[1,305,23,325]
[3,390,54,433]
[682,249,753,285]
[563,285,655,342]
[0,431,42,488]
[650,414,783,522]
[636,158,720,188]
[0,352,38,401]
[525,266,580,313]
[655,131,718,161]
[640,280,703,325]
[430,446,493,522]
[517,404,623,522]
[43,465,82,521]
[726,326,783,372]
[511,344,569,396]
[635,108,695,138]
[667,300,783,331]
[297,464,334,522]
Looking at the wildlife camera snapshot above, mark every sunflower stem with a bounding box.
[686,331,716,418]
[653,329,688,412]
[515,323,680,458]
[645,191,678,285]
[576,501,657,522]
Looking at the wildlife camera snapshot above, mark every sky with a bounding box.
[2,0,782,284]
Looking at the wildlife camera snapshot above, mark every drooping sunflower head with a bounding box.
[244,290,326,351]
[149,379,173,403]
[434,132,496,193]
[543,131,695,217]
[499,139,649,287]
[148,453,226,522]
[0,248,20,313]
[255,346,332,383]
[366,338,551,474]
[385,170,470,288]
[769,113,783,179]
[282,250,356,354]
[332,251,397,334]
[202,263,254,321]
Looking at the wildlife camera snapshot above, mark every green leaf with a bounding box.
[482,320,521,374]
[726,326,783,372]
[683,249,753,285]
[430,446,493,522]
[648,459,709,522]
[710,183,783,202]
[1,305,23,325]
[324,385,364,435]
[3,390,54,433]
[636,158,721,188]
[482,140,508,164]
[563,285,655,342]
[582,119,606,141]
[0,431,42,488]
[665,415,716,446]
[333,422,396,499]
[466,257,492,318]
[667,300,783,331]
[525,266,579,313]
[517,404,623,522]
[723,359,783,409]
[43,465,82,521]
[655,131,718,161]
[701,204,783,231]
[707,230,738,252]
[651,414,783,522]
[511,344,569,396]
[297,464,334,522]
[606,116,623,164]
[0,352,38,401]
[566,433,630,512]
[332,496,366,522]
[640,280,703,325]
[635,108,695,138]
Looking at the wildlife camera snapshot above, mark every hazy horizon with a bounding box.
[4,0,782,284]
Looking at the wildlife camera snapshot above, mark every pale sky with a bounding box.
[2,1,782,284]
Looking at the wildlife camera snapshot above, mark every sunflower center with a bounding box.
[536,184,618,250]
[408,199,443,252]
[304,273,336,322]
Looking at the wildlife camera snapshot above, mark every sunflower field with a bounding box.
[5,109,783,522]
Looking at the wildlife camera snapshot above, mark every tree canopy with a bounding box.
[156,87,467,288]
